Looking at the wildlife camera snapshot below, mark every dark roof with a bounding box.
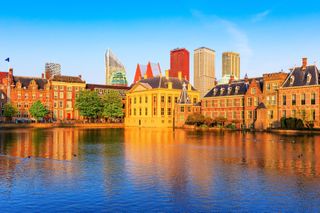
[282,65,319,87]
[204,78,263,98]
[51,75,85,83]
[138,76,196,90]
[256,102,267,109]
[86,83,130,90]
[13,76,48,89]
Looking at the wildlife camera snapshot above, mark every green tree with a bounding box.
[102,90,124,122]
[3,103,17,121]
[29,100,49,122]
[75,90,103,121]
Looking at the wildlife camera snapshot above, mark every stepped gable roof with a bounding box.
[138,76,196,90]
[86,83,129,90]
[51,75,85,83]
[282,65,319,87]
[0,72,8,83]
[13,76,48,89]
[204,77,263,98]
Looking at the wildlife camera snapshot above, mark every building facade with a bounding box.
[278,58,320,127]
[105,49,128,86]
[170,48,190,81]
[194,47,216,98]
[125,72,200,128]
[222,52,240,80]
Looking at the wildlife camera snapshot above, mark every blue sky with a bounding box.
[0,0,320,84]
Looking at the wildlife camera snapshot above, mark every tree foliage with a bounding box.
[3,103,17,119]
[185,113,205,126]
[75,90,103,119]
[280,117,305,129]
[102,90,124,120]
[29,100,49,121]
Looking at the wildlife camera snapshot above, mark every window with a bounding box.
[247,97,252,106]
[66,101,72,108]
[54,101,57,108]
[145,96,148,103]
[25,93,29,99]
[290,76,295,85]
[292,94,296,105]
[67,92,72,99]
[292,110,296,118]
[301,110,306,119]
[283,95,286,105]
[167,108,171,116]
[59,110,63,118]
[139,97,142,104]
[254,97,258,106]
[311,93,316,105]
[59,101,63,108]
[235,86,240,94]
[220,88,225,95]
[139,108,142,115]
[161,108,165,116]
[134,108,136,115]
[311,110,316,121]
[232,99,236,107]
[134,97,136,104]
[268,110,274,119]
[145,108,148,116]
[266,84,270,91]
[271,95,276,105]
[153,108,156,115]
[161,96,165,103]
[59,92,64,99]
[282,110,286,118]
[301,94,306,105]
[168,96,171,103]
[248,111,252,119]
[174,97,178,103]
[251,88,256,94]
[54,86,58,91]
[68,87,72,91]
[188,107,191,112]
[180,107,184,112]
[307,73,312,84]
[232,111,236,119]
[193,98,197,103]
[213,88,218,96]
[228,87,232,95]
[59,86,64,90]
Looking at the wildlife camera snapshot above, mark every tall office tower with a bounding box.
[170,48,190,81]
[105,49,128,86]
[222,52,240,79]
[45,63,61,79]
[194,47,216,98]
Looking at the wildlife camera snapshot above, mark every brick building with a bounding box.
[278,58,320,127]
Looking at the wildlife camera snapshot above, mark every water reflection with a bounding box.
[0,128,319,211]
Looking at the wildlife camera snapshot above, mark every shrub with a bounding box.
[185,113,205,126]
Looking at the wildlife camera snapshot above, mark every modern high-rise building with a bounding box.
[45,63,61,79]
[105,49,128,86]
[194,47,216,97]
[222,52,240,80]
[170,48,190,81]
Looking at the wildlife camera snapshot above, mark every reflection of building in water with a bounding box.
[5,129,79,161]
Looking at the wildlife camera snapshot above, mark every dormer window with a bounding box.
[235,86,240,94]
[213,88,218,96]
[307,73,312,84]
[227,87,232,95]
[290,76,295,85]
[220,88,225,95]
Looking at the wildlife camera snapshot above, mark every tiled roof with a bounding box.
[204,78,263,98]
[51,75,85,83]
[138,76,196,90]
[282,65,319,87]
[86,83,130,90]
[13,76,48,89]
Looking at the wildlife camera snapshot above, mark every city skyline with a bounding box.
[1,0,320,85]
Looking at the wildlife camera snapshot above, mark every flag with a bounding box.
[5,58,9,62]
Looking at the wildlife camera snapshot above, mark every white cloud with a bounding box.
[252,10,271,23]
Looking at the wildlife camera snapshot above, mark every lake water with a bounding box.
[0,128,319,212]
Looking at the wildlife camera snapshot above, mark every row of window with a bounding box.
[204,99,244,108]
[53,86,81,91]
[282,109,316,121]
[130,96,197,105]
[282,94,316,106]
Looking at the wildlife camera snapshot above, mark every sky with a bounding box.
[0,0,320,85]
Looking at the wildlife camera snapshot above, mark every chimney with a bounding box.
[165,70,170,79]
[45,70,51,79]
[78,75,82,79]
[178,71,182,80]
[144,74,148,79]
[229,75,234,84]
[302,57,307,70]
